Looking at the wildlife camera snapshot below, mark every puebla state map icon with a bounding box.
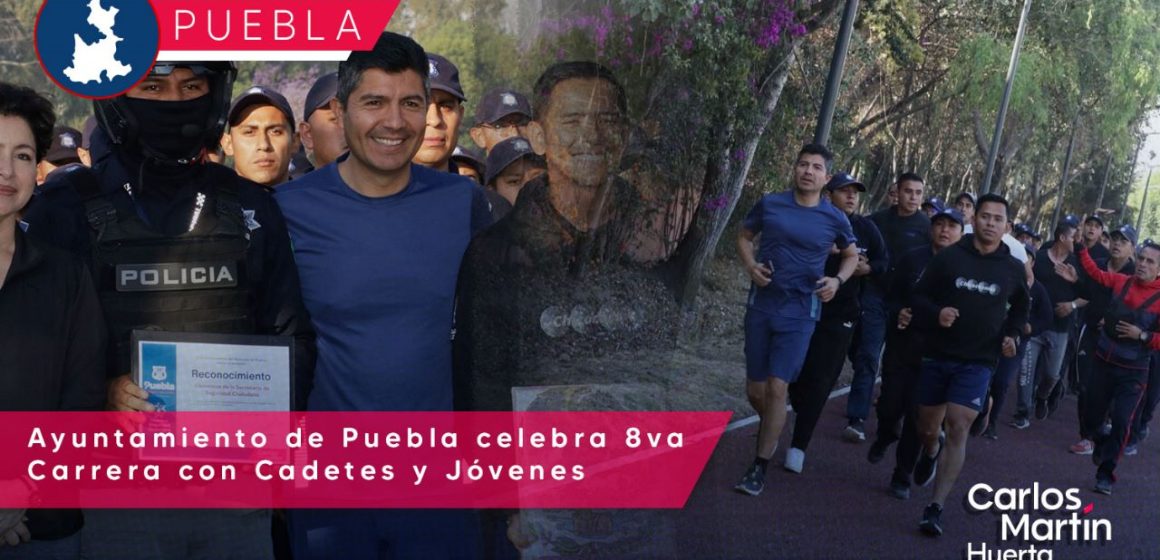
[35,0,159,99]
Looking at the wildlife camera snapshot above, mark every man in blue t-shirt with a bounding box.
[274,32,490,558]
[733,144,858,496]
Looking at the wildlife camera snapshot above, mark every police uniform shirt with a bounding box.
[23,153,316,408]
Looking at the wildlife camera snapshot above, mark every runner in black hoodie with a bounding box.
[907,193,1030,536]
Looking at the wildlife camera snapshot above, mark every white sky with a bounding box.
[1134,110,1160,175]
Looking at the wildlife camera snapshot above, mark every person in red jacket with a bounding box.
[1073,238,1160,495]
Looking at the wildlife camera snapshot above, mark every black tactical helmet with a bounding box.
[92,61,237,165]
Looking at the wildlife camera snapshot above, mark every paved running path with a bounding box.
[672,392,1160,559]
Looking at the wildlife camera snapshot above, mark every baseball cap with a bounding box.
[450,146,485,175]
[955,192,976,205]
[1111,224,1138,246]
[427,54,466,101]
[823,172,865,192]
[473,88,533,126]
[228,86,295,128]
[1084,214,1105,227]
[922,197,945,212]
[45,126,83,164]
[930,207,964,226]
[303,72,338,123]
[1059,214,1081,229]
[484,136,540,185]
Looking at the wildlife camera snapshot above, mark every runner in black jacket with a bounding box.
[867,208,963,500]
[906,193,1029,537]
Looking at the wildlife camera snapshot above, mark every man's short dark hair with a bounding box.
[796,143,833,171]
[956,192,976,205]
[338,32,429,106]
[897,172,924,186]
[1053,222,1076,240]
[0,82,56,163]
[532,61,627,121]
[976,193,1009,215]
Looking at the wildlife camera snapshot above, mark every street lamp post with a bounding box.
[814,0,860,147]
[981,0,1034,194]
[1137,166,1157,234]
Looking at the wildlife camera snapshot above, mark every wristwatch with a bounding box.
[1140,331,1151,343]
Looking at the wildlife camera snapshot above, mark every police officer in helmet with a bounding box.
[23,61,315,559]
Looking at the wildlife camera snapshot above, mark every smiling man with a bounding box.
[274,32,490,558]
[221,86,299,187]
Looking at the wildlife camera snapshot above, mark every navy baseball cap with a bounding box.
[1059,214,1081,229]
[228,86,295,127]
[823,172,865,192]
[473,88,533,126]
[1111,224,1138,246]
[303,72,338,123]
[1084,214,1105,227]
[451,146,485,174]
[930,207,964,226]
[922,197,945,212]
[484,136,540,185]
[45,126,83,164]
[427,54,466,101]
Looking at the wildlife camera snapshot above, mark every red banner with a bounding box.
[0,412,728,509]
[153,0,400,52]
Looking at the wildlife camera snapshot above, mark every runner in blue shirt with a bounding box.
[733,143,858,496]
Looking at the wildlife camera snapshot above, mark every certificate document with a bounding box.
[132,330,293,412]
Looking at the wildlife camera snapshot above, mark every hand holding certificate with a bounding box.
[132,331,293,412]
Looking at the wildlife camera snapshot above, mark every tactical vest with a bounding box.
[70,166,255,373]
[1096,280,1160,369]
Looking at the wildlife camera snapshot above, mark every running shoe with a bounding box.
[1010,416,1031,430]
[1093,478,1113,496]
[733,464,765,496]
[783,448,805,474]
[843,419,866,443]
[890,480,910,500]
[1069,439,1094,455]
[919,503,944,536]
[982,424,998,440]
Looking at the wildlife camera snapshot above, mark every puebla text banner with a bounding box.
[155,0,401,58]
[0,412,728,509]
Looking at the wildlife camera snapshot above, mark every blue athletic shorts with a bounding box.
[744,307,816,383]
[916,358,994,411]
